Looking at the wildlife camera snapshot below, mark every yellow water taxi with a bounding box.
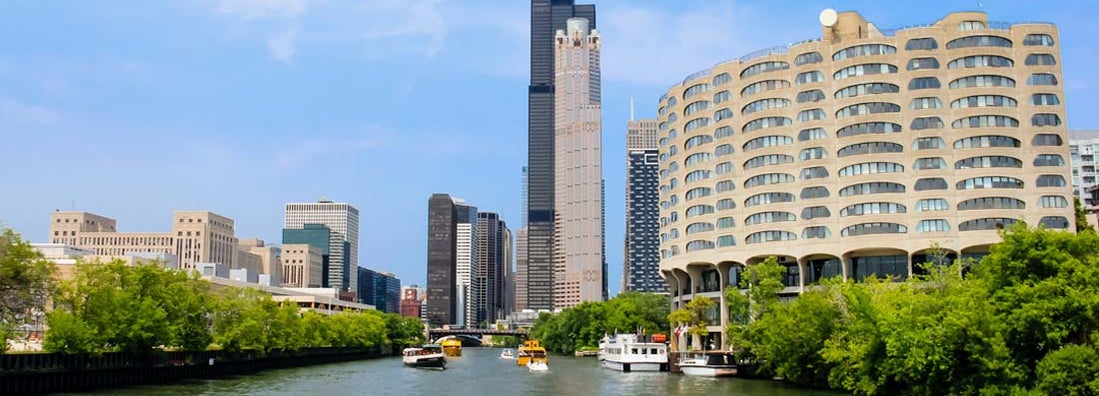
[516,340,548,366]
[441,339,462,357]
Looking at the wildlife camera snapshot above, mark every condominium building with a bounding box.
[553,17,604,310]
[476,212,511,323]
[527,0,597,311]
[454,201,478,326]
[625,117,666,293]
[657,10,1072,349]
[514,227,528,311]
[1068,131,1099,205]
[49,210,239,271]
[284,199,359,293]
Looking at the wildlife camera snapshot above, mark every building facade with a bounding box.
[625,118,667,293]
[656,11,1072,348]
[400,285,424,319]
[454,201,478,326]
[1068,132,1099,206]
[283,224,335,287]
[527,0,596,311]
[426,193,458,327]
[476,212,510,324]
[553,17,604,309]
[284,199,359,293]
[282,244,324,288]
[514,227,528,311]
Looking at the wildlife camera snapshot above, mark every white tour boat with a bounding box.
[500,349,516,359]
[677,352,738,377]
[528,361,549,372]
[598,334,669,372]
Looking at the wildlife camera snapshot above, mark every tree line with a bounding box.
[725,223,1099,395]
[528,292,669,355]
[0,227,424,355]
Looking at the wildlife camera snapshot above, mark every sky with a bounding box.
[1,0,1098,295]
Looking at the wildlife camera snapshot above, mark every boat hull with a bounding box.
[403,355,447,369]
[679,364,737,377]
[601,360,668,372]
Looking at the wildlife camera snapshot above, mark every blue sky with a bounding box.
[1,0,1097,295]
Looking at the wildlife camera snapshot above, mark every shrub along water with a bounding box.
[728,223,1099,395]
[529,292,670,355]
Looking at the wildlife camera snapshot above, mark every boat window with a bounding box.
[632,348,638,354]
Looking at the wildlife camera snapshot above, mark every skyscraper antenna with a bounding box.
[629,96,635,121]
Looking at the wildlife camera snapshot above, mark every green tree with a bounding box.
[0,227,56,352]
[1075,197,1094,233]
[529,292,669,355]
[384,314,425,349]
[1035,344,1099,396]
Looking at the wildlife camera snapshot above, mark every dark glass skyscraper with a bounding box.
[527,0,596,311]
[625,118,666,293]
[282,224,332,287]
[476,212,509,324]
[426,193,458,326]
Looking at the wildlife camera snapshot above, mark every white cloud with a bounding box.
[0,97,61,125]
[266,28,298,64]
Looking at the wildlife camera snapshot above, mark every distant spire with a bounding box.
[629,96,635,121]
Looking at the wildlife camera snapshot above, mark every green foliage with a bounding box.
[669,296,714,337]
[1035,344,1099,396]
[0,228,56,352]
[724,225,1099,395]
[529,292,669,355]
[1075,197,1094,234]
[42,311,97,354]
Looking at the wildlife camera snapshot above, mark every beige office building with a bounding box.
[656,11,1072,348]
[281,243,324,288]
[49,210,239,271]
[553,17,604,309]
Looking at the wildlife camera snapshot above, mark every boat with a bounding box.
[599,334,669,372]
[528,361,549,372]
[516,340,548,366]
[402,344,446,369]
[500,349,516,359]
[441,339,462,357]
[677,352,738,377]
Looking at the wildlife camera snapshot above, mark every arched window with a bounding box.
[956,176,1024,190]
[745,192,795,207]
[957,197,1026,210]
[801,166,829,180]
[915,198,949,211]
[1031,113,1061,127]
[802,226,831,239]
[684,100,712,116]
[796,70,825,85]
[797,109,827,123]
[799,147,827,161]
[834,63,898,80]
[713,90,731,104]
[914,178,948,191]
[1032,134,1063,146]
[797,90,826,103]
[842,222,907,236]
[685,240,715,252]
[684,152,712,166]
[743,135,793,151]
[959,218,1017,231]
[911,117,944,130]
[1030,94,1060,106]
[833,44,897,61]
[947,55,1013,69]
[1033,154,1065,167]
[801,206,831,219]
[835,83,899,99]
[951,115,1019,129]
[743,154,794,170]
[684,117,713,132]
[795,52,823,65]
[946,35,1012,49]
[684,135,713,149]
[744,173,795,188]
[951,95,1017,109]
[905,38,938,50]
[838,162,904,177]
[742,98,791,114]
[908,77,941,90]
[837,142,904,157]
[716,217,736,229]
[906,57,940,70]
[840,202,906,217]
[743,117,792,133]
[1039,216,1069,229]
[715,180,735,193]
[685,204,715,218]
[685,187,713,201]
[913,157,947,170]
[916,220,951,233]
[1039,195,1068,208]
[714,144,734,157]
[685,170,712,183]
[716,235,737,247]
[1023,34,1055,46]
[798,127,827,141]
[745,231,797,244]
[712,73,732,86]
[954,156,1023,169]
[1036,174,1066,187]
[837,122,902,138]
[714,108,734,121]
[1027,73,1058,86]
[685,222,715,235]
[1025,54,1057,66]
[714,126,734,139]
[949,75,1015,89]
[840,182,904,196]
[800,186,830,199]
[745,211,796,225]
[741,80,791,97]
[683,83,711,98]
[954,135,1020,149]
[836,102,901,118]
[741,61,790,79]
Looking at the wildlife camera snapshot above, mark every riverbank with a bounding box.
[0,346,393,395]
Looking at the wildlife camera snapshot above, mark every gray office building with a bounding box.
[426,194,458,326]
[476,212,510,324]
[527,0,596,311]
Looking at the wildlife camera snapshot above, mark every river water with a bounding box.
[60,348,835,396]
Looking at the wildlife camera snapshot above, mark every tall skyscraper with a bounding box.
[284,199,359,293]
[514,227,528,311]
[553,17,604,309]
[454,201,478,326]
[476,212,510,324]
[527,0,596,311]
[625,118,666,293]
[426,193,458,326]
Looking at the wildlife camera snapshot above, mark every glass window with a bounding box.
[1036,174,1066,187]
[833,44,897,61]
[745,231,797,244]
[714,144,734,157]
[915,177,949,191]
[908,77,941,90]
[684,117,713,132]
[742,98,791,114]
[906,57,940,70]
[683,83,711,99]
[741,61,790,79]
[916,220,951,233]
[954,156,1023,169]
[802,226,831,239]
[1030,93,1060,106]
[840,202,906,217]
[1024,54,1057,66]
[1033,154,1065,167]
[713,90,731,104]
[714,108,734,121]
[686,240,715,252]
[1027,73,1058,86]
[714,126,734,139]
[959,21,986,31]
[796,71,825,85]
[797,109,826,123]
[1039,195,1068,208]
[1039,216,1069,229]
[840,182,904,196]
[800,186,830,199]
[1031,113,1061,127]
[834,63,898,80]
[685,187,713,201]
[799,147,827,161]
[684,135,713,149]
[745,211,797,225]
[913,157,947,170]
[905,38,938,50]
[1023,34,1055,46]
[685,204,715,218]
[911,117,944,130]
[716,217,736,229]
[716,198,736,210]
[743,117,792,133]
[837,142,904,157]
[957,197,1026,210]
[801,206,831,219]
[716,235,737,247]
[686,222,715,235]
[715,162,734,174]
[684,100,712,116]
[915,198,949,211]
[801,166,829,180]
[836,102,901,118]
[838,162,904,177]
[1031,134,1063,146]
[715,180,736,193]
[744,173,796,188]
[953,135,1020,149]
[950,95,1018,109]
[956,176,1024,190]
[959,218,1017,231]
[950,75,1015,89]
[842,223,907,236]
[835,82,900,99]
[795,51,823,65]
[837,122,902,138]
[741,80,791,97]
[798,127,827,141]
[745,192,795,207]
[684,152,712,166]
[743,154,793,169]
[743,135,793,151]
[712,73,732,86]
[951,115,1019,129]
[796,89,826,103]
[946,35,1013,49]
[947,55,1013,69]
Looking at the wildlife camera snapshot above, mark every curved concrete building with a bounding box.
[657,11,1072,348]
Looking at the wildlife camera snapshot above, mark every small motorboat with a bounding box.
[528,361,549,372]
[677,352,737,377]
[402,344,447,370]
[500,349,516,359]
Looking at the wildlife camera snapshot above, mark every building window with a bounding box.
[743,154,794,170]
[835,82,899,99]
[954,135,1020,149]
[796,90,826,103]
[1030,93,1060,106]
[741,80,791,97]
[837,122,902,138]
[954,156,1023,169]
[838,142,903,157]
[957,197,1026,211]
[1031,113,1061,127]
[841,182,904,196]
[842,223,907,237]
[1039,195,1068,208]
[956,176,1024,190]
[833,44,896,61]
[741,61,790,79]
[744,173,795,188]
[915,198,949,211]
[1036,174,1066,187]
[801,166,829,180]
[745,192,795,207]
[797,109,826,123]
[1039,216,1070,229]
[1023,34,1055,46]
[950,95,1017,109]
[1031,134,1063,146]
[1024,54,1057,66]
[947,55,1013,69]
[713,126,733,139]
[796,71,825,85]
[840,202,905,217]
[802,226,831,240]
[743,135,793,151]
[908,77,941,90]
[959,218,1017,231]
[946,35,1012,49]
[905,37,938,50]
[951,115,1019,129]
[742,98,791,115]
[712,73,732,86]
[795,51,823,65]
[683,83,711,99]
[913,157,946,170]
[914,178,949,191]
[949,75,1015,89]
[838,162,904,177]
[906,57,940,71]
[916,219,951,233]
[836,102,901,118]
[684,117,713,132]
[911,117,944,130]
[798,127,827,141]
[799,147,827,161]
[1027,73,1058,86]
[684,100,711,116]
[800,186,830,199]
[745,230,797,244]
[801,206,831,219]
[834,63,898,80]
[1033,154,1065,167]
